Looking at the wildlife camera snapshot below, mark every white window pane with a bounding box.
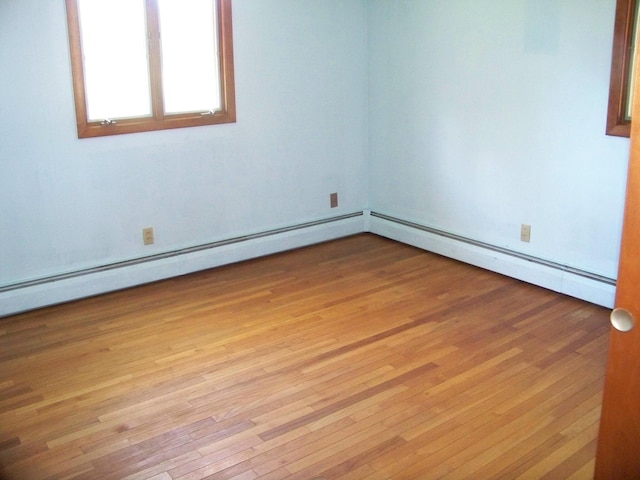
[158,0,221,115]
[77,0,151,121]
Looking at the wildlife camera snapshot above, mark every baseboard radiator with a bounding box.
[370,212,615,286]
[0,210,616,315]
[0,212,364,308]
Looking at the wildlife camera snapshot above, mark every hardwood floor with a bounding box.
[0,234,611,479]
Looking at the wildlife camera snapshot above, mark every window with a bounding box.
[66,0,235,138]
[607,0,638,137]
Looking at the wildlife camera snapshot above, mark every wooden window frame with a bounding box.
[607,0,637,137]
[65,0,236,139]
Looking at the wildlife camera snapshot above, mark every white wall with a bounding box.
[0,0,631,314]
[0,0,369,309]
[368,0,630,304]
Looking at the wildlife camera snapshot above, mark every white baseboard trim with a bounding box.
[1,210,615,317]
[369,212,616,308]
[0,213,365,317]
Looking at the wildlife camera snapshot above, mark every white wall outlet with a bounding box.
[520,224,531,243]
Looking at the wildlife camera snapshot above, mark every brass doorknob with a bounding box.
[610,308,636,332]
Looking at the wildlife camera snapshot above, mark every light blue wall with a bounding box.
[0,0,369,287]
[368,0,630,282]
[0,0,631,313]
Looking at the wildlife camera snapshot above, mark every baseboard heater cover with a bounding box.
[0,212,364,294]
[370,211,616,286]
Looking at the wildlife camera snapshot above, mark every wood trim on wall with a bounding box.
[607,0,637,137]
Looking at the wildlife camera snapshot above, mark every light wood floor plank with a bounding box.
[0,234,609,479]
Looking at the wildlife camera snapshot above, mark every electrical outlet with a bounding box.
[520,224,531,243]
[142,227,154,245]
[330,192,338,208]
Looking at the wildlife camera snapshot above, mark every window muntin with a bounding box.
[66,0,235,138]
